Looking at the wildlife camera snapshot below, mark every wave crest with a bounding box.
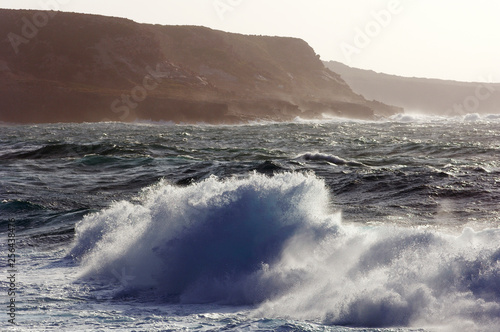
[69,172,340,303]
[300,152,364,166]
[69,172,500,330]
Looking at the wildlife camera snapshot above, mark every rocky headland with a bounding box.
[0,9,402,124]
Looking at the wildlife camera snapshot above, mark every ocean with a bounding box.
[1,114,500,331]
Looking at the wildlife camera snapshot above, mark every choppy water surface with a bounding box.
[1,114,499,331]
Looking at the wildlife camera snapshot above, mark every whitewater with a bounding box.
[1,114,499,331]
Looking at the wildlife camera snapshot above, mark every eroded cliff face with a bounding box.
[0,9,401,124]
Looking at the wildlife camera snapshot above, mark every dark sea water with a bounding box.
[1,114,500,331]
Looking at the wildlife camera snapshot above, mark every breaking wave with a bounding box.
[389,112,500,123]
[299,152,365,166]
[69,172,500,331]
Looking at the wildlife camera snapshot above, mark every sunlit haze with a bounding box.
[3,1,500,331]
[2,0,499,82]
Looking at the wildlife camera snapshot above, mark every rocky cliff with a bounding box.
[325,61,500,116]
[0,9,401,124]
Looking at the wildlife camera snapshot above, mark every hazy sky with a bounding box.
[2,0,499,82]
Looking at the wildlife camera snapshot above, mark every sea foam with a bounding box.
[70,172,340,302]
[69,172,500,331]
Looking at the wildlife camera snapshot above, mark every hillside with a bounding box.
[325,61,500,115]
[0,9,401,124]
